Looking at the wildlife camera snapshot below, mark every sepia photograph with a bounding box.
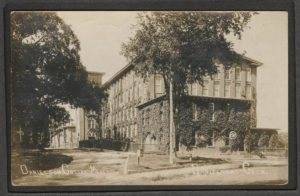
[9,10,289,187]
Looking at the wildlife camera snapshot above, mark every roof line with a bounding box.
[102,63,133,88]
[241,55,263,66]
[88,71,106,75]
[102,55,263,88]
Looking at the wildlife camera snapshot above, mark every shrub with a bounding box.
[219,146,231,153]
[258,134,270,148]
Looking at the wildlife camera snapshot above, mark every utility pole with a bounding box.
[169,80,174,164]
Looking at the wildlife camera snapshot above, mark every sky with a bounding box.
[57,11,288,132]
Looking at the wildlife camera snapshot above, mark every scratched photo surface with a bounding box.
[10,11,288,186]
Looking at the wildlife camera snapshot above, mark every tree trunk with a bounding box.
[169,80,174,164]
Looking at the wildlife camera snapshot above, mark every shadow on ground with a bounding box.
[11,150,73,181]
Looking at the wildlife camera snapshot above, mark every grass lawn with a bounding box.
[11,149,73,181]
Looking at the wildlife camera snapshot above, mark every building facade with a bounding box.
[50,71,104,149]
[101,56,263,153]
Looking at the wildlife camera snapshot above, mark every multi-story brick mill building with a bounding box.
[101,56,264,153]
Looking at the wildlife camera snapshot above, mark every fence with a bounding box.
[79,139,130,151]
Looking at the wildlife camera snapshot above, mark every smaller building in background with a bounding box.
[50,71,104,149]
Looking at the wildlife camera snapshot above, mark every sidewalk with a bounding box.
[126,152,288,175]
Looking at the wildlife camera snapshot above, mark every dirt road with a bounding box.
[12,150,288,186]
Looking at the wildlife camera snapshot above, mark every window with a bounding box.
[192,103,198,120]
[225,69,231,80]
[235,83,241,98]
[213,69,220,80]
[143,83,147,100]
[209,103,215,121]
[134,124,138,136]
[88,119,96,129]
[133,84,136,100]
[207,130,214,147]
[225,82,230,98]
[235,67,241,81]
[154,75,162,97]
[89,110,96,115]
[202,80,209,96]
[130,125,133,138]
[142,111,145,125]
[246,68,251,82]
[213,81,220,97]
[128,88,131,102]
[191,83,198,96]
[146,109,150,125]
[160,103,164,121]
[139,83,143,98]
[246,85,252,99]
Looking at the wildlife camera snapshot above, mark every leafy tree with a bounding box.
[258,133,270,148]
[10,12,106,149]
[269,134,280,148]
[121,11,256,162]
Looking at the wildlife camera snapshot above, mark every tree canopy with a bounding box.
[10,12,106,148]
[121,11,256,97]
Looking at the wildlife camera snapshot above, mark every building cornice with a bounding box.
[103,54,263,89]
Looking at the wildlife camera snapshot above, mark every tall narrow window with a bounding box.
[213,66,221,80]
[209,103,215,121]
[246,68,251,82]
[146,109,150,125]
[225,69,231,80]
[88,119,95,129]
[246,85,252,99]
[192,103,198,120]
[235,83,241,98]
[154,75,162,97]
[143,83,147,101]
[134,124,138,136]
[191,83,198,96]
[225,82,231,98]
[214,81,220,97]
[202,80,209,96]
[128,88,131,102]
[213,70,220,80]
[142,111,145,125]
[160,103,164,121]
[235,67,241,81]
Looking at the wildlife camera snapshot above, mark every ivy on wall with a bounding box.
[175,98,253,151]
